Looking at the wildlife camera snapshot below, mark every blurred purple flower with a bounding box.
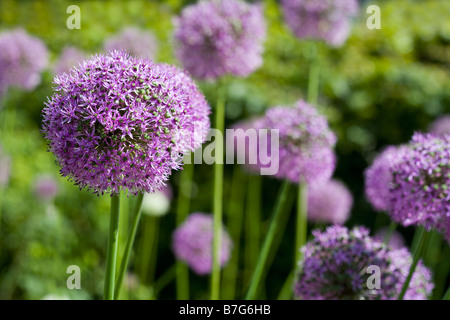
[173,0,266,80]
[281,0,359,46]
[429,115,450,137]
[374,228,405,250]
[0,145,10,187]
[172,213,232,275]
[364,145,408,212]
[33,175,59,201]
[53,46,86,75]
[295,225,433,300]
[388,133,450,242]
[307,179,353,224]
[104,27,158,60]
[0,28,48,95]
[42,50,210,195]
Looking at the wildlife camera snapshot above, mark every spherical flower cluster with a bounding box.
[0,28,48,95]
[281,0,359,47]
[142,184,172,217]
[364,145,408,211]
[172,212,232,275]
[0,145,10,187]
[429,115,450,137]
[33,175,59,201]
[173,0,266,80]
[295,226,433,300]
[254,100,336,183]
[103,27,158,60]
[53,46,86,75]
[388,133,449,241]
[42,50,210,195]
[307,179,353,224]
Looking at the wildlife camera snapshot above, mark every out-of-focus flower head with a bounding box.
[103,27,158,60]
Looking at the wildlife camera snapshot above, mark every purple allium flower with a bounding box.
[374,228,405,250]
[33,175,59,201]
[103,27,158,60]
[429,115,450,137]
[364,145,408,212]
[173,0,266,80]
[281,0,359,47]
[307,179,353,224]
[0,145,10,187]
[172,212,232,275]
[295,226,433,300]
[42,50,210,195]
[53,46,86,75]
[142,184,172,217]
[0,28,48,95]
[254,100,336,183]
[388,133,450,241]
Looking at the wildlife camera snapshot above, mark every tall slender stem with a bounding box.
[245,180,291,300]
[398,229,430,300]
[211,84,226,300]
[114,193,144,299]
[443,286,450,300]
[138,216,159,285]
[296,182,308,263]
[383,221,397,245]
[104,193,121,300]
[307,42,320,105]
[176,157,194,300]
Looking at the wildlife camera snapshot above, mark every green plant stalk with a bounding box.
[244,174,261,291]
[211,85,226,300]
[307,42,320,105]
[138,216,160,285]
[114,193,144,299]
[176,158,194,300]
[222,167,247,299]
[411,225,424,253]
[398,229,430,300]
[296,182,308,263]
[383,221,397,245]
[245,180,292,300]
[104,193,121,300]
[153,264,177,299]
[443,286,450,300]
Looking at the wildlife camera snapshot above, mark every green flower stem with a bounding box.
[138,215,160,286]
[398,228,430,300]
[383,221,397,245]
[307,42,320,106]
[211,84,226,300]
[411,225,424,253]
[245,180,292,300]
[176,158,194,300]
[153,264,177,299]
[443,286,450,300]
[114,192,144,299]
[277,270,295,300]
[104,193,121,300]
[296,182,308,263]
[243,174,261,291]
[222,167,247,300]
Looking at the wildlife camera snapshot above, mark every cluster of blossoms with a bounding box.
[429,115,450,137]
[281,0,359,47]
[103,27,158,60]
[307,179,353,224]
[173,0,266,80]
[388,133,449,242]
[364,145,408,212]
[0,28,48,95]
[172,213,232,275]
[295,226,433,300]
[33,175,59,202]
[141,184,172,217]
[0,145,10,187]
[53,46,86,75]
[42,50,210,195]
[254,100,336,183]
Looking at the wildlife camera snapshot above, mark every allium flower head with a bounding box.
[281,0,359,46]
[307,179,353,224]
[0,145,10,187]
[295,226,433,300]
[104,27,158,60]
[0,28,48,94]
[173,0,266,80]
[33,175,59,201]
[429,115,450,137]
[172,213,232,275]
[364,145,408,211]
[254,100,336,183]
[388,133,450,240]
[53,46,86,75]
[142,184,172,217]
[42,50,210,195]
